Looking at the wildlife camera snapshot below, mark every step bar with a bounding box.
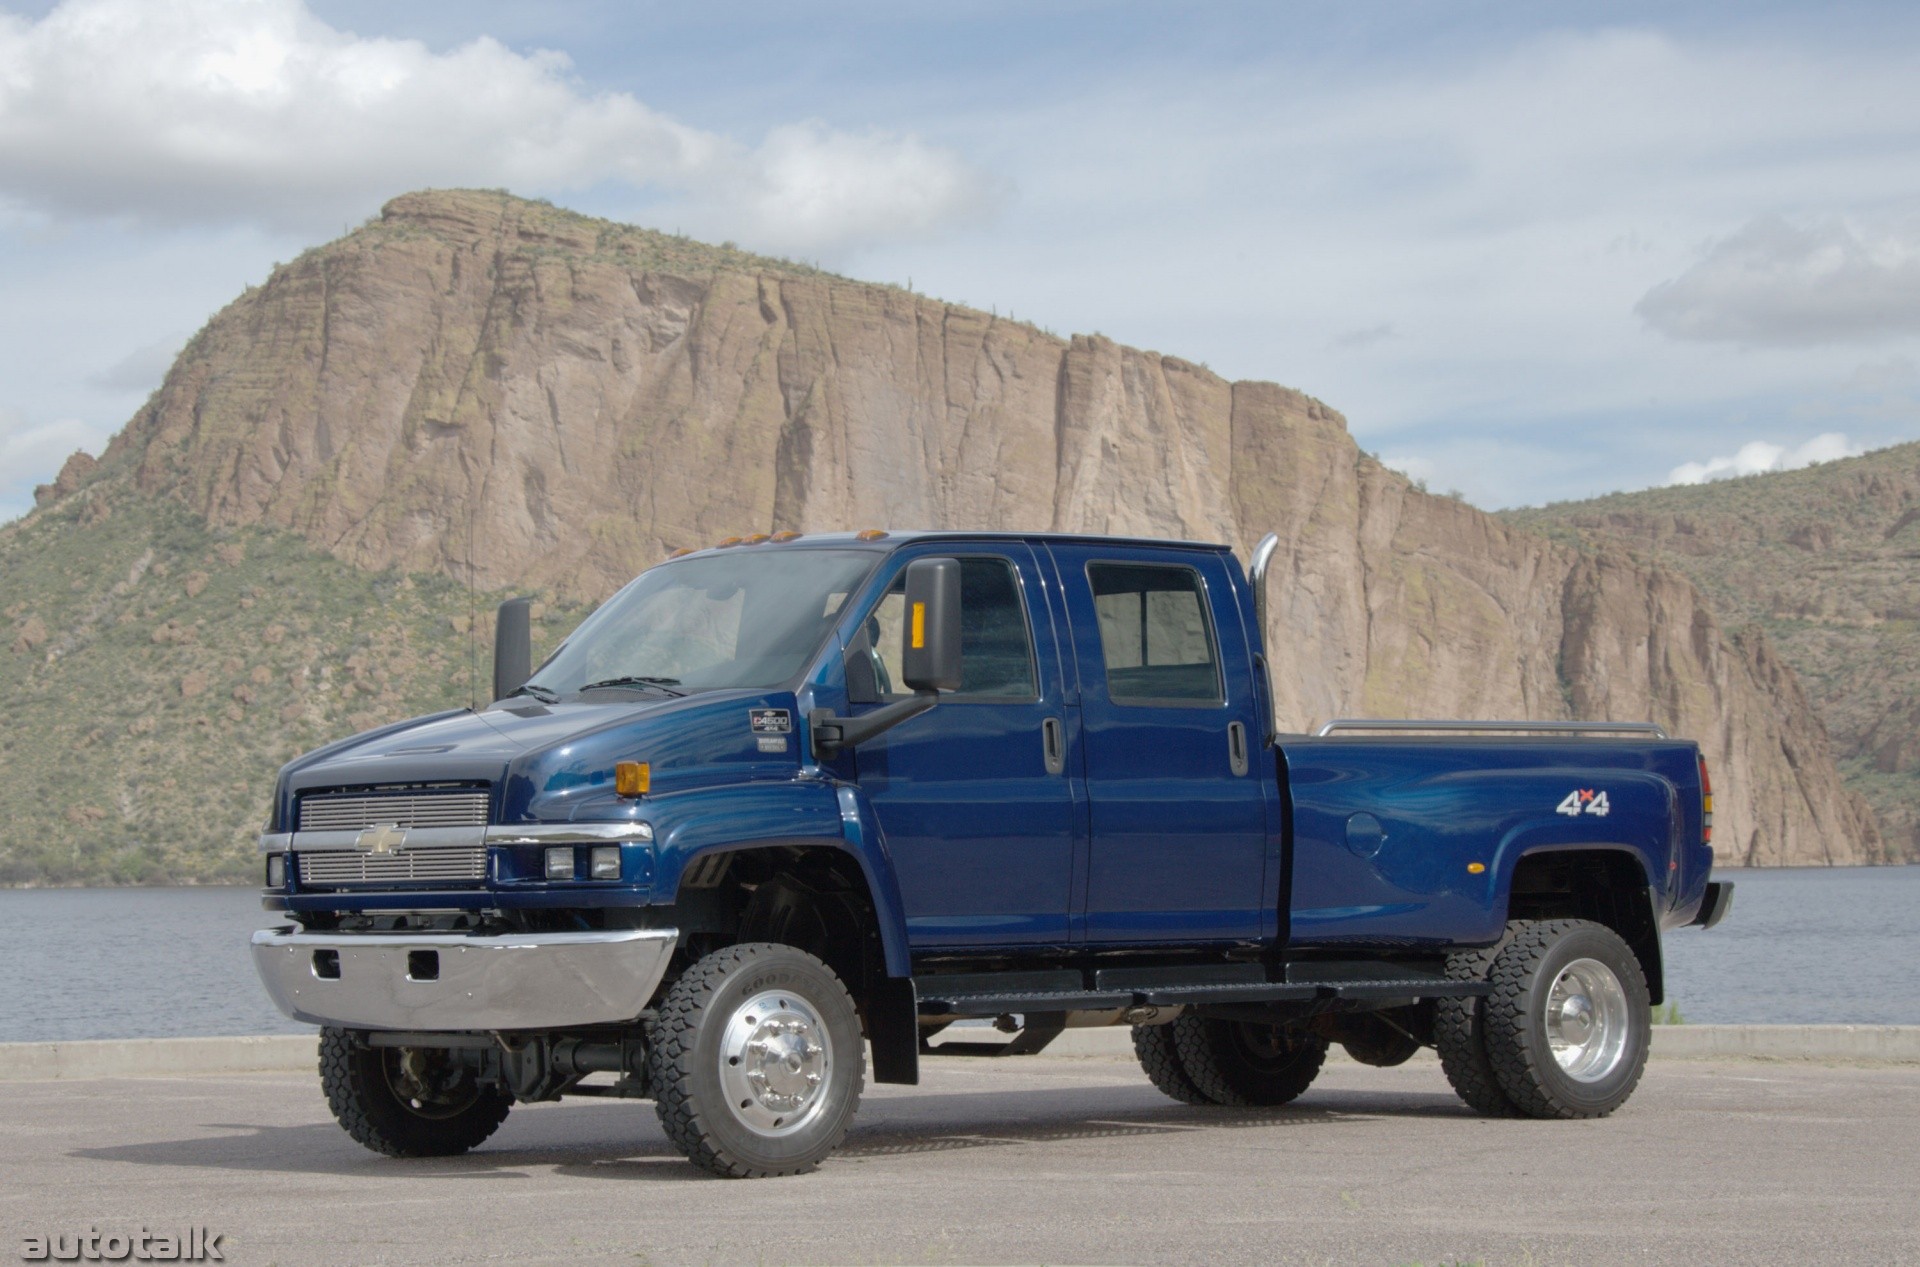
[917,974,1488,1018]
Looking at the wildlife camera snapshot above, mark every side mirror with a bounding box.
[810,557,964,760]
[900,557,963,693]
[492,597,533,703]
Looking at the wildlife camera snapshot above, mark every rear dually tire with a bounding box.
[1171,1014,1327,1107]
[1481,919,1651,1119]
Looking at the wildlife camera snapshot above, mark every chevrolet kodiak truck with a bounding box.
[252,529,1734,1178]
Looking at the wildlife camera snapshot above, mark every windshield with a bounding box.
[526,549,879,695]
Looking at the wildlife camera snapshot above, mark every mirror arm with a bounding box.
[809,691,939,760]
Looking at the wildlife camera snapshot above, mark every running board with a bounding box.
[916,975,1487,1017]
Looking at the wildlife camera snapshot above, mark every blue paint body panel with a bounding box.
[829,542,1080,950]
[263,529,1716,979]
[1044,542,1274,946]
[1279,738,1709,947]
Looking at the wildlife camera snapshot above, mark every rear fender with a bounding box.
[1500,842,1666,1004]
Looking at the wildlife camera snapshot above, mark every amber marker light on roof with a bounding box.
[668,547,694,558]
[770,531,802,542]
[856,528,889,540]
[744,533,771,544]
[615,761,651,797]
[716,536,743,548]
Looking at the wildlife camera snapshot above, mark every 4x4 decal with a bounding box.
[1555,788,1610,817]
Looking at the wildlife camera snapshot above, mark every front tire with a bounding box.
[1171,1015,1327,1106]
[648,942,865,1178]
[318,1028,512,1157]
[1482,919,1651,1119]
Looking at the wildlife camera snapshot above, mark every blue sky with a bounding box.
[3,0,1918,521]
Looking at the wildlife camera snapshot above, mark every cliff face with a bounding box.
[69,190,1887,866]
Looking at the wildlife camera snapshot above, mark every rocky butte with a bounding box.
[1508,441,1920,863]
[15,189,1889,873]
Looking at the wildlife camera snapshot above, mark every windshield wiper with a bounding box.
[504,683,559,703]
[576,675,687,697]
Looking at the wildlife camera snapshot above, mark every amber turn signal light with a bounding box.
[1699,754,1714,844]
[615,760,651,797]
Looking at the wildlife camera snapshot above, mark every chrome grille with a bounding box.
[297,847,488,887]
[298,789,489,831]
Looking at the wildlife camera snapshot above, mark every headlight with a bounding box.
[590,845,621,879]
[265,854,286,888]
[545,847,574,879]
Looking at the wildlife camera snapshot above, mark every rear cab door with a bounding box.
[1044,542,1279,945]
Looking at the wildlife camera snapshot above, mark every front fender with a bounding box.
[648,779,912,978]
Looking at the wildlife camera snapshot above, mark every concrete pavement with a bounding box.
[6,1024,1919,1080]
[2,1051,1916,1265]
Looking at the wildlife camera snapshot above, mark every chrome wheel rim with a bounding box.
[717,989,834,1137]
[1544,957,1631,1083]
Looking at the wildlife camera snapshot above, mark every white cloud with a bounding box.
[1636,217,1920,346]
[1667,431,1863,485]
[1379,453,1438,489]
[1332,323,1397,350]
[0,410,111,524]
[0,0,989,252]
[87,336,186,393]
[719,123,997,255]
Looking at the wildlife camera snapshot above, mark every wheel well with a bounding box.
[668,844,919,1085]
[1507,849,1664,1004]
[672,846,881,990]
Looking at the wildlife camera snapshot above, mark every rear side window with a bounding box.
[1087,563,1223,705]
[863,557,1038,700]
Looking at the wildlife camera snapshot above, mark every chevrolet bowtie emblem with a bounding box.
[356,823,408,855]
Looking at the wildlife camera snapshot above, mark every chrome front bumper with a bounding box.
[250,927,678,1031]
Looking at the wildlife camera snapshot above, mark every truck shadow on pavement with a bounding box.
[68,1084,1469,1181]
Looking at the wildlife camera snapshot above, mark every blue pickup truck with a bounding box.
[252,529,1733,1177]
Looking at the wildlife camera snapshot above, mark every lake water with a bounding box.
[0,868,1915,1042]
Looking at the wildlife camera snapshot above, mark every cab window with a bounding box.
[1086,563,1223,705]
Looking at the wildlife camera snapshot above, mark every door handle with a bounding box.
[1227,720,1249,777]
[1042,717,1066,775]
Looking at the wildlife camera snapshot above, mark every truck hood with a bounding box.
[272,688,804,829]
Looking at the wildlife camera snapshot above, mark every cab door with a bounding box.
[846,545,1080,950]
[1045,545,1272,945]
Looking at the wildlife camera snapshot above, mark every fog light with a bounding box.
[265,854,286,888]
[545,846,574,879]
[590,845,621,879]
